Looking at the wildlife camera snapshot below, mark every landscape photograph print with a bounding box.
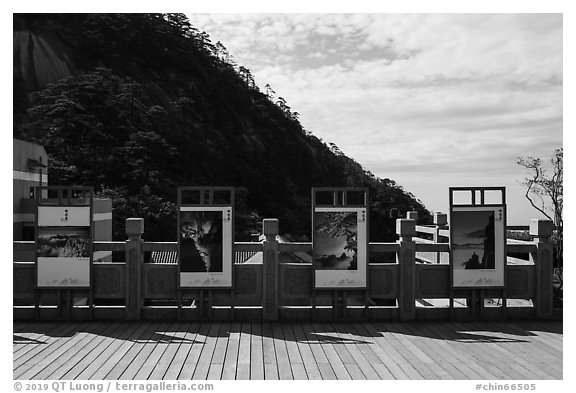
[37,226,91,258]
[451,207,505,288]
[313,211,358,271]
[10,11,563,381]
[36,226,91,287]
[452,210,496,271]
[179,210,223,273]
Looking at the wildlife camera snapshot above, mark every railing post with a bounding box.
[397,218,416,321]
[125,218,144,321]
[433,212,448,263]
[407,211,418,221]
[530,219,554,319]
[262,218,279,321]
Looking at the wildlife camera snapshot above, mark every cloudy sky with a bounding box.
[187,13,562,225]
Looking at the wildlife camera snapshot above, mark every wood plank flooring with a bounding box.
[13,321,562,380]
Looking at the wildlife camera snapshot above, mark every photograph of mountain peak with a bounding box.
[452,210,496,271]
[37,227,91,258]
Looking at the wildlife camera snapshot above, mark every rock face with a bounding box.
[481,214,496,269]
[14,30,77,93]
[13,13,432,241]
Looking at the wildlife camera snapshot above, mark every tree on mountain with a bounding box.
[214,41,230,63]
[13,13,433,243]
[98,185,177,241]
[163,13,194,38]
[121,129,176,186]
[276,96,291,116]
[328,142,344,156]
[171,96,196,137]
[264,83,275,99]
[238,66,256,89]
[22,68,147,184]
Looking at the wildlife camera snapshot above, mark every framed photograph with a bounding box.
[179,206,233,288]
[450,205,505,288]
[313,207,368,288]
[37,226,91,287]
[36,190,93,289]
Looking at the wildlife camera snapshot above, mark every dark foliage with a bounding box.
[14,13,432,241]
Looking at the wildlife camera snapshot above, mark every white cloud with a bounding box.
[187,13,562,224]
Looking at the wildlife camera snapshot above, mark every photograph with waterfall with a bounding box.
[179,210,223,273]
[313,211,358,270]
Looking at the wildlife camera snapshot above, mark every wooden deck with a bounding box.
[13,320,562,380]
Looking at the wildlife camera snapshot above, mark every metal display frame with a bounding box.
[311,187,369,290]
[449,187,507,289]
[35,186,94,290]
[177,186,235,289]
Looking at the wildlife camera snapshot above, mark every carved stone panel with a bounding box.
[369,268,394,297]
[417,267,450,297]
[283,268,312,296]
[145,266,177,297]
[234,267,258,295]
[93,265,124,298]
[13,264,35,294]
[506,268,529,297]
[539,249,552,315]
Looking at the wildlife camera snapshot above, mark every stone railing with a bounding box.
[13,216,554,321]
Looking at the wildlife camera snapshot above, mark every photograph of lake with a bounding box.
[452,210,496,271]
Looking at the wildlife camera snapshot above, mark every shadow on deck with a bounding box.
[13,320,563,380]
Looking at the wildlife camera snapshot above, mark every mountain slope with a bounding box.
[13,13,432,241]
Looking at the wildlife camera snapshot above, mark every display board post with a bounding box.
[397,218,416,321]
[262,218,279,321]
[449,187,507,318]
[177,187,234,320]
[177,187,235,290]
[197,290,213,320]
[433,212,448,263]
[311,187,369,320]
[311,188,369,291]
[125,218,144,321]
[35,186,94,319]
[530,219,554,319]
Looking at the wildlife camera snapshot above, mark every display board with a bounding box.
[449,187,506,288]
[178,187,234,288]
[36,187,93,288]
[312,188,368,289]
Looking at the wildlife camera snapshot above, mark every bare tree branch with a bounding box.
[516,148,563,268]
[523,183,553,222]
